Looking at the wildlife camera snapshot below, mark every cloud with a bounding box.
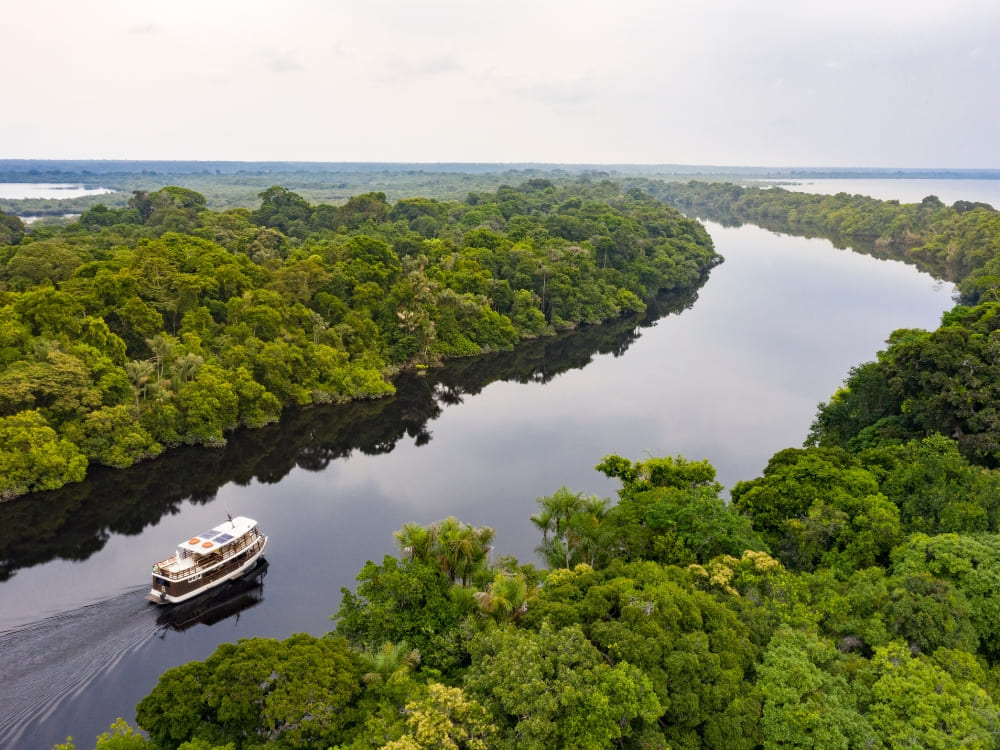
[383,55,462,79]
[263,51,304,74]
[509,77,603,117]
[126,23,161,35]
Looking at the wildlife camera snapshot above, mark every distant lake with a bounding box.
[0,182,113,199]
[0,178,988,750]
[759,177,1000,208]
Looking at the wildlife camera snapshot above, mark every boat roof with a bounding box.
[179,516,257,554]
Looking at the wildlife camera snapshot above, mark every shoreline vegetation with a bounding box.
[23,171,1000,749]
[0,179,719,501]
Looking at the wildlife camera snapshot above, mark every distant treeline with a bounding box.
[6,159,1000,178]
[640,179,1000,300]
[0,179,718,500]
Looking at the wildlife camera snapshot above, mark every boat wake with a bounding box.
[0,587,158,749]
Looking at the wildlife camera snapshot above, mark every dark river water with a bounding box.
[0,182,971,748]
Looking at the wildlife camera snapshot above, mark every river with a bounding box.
[0,178,987,749]
[0,183,113,200]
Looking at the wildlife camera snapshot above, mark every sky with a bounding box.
[4,0,999,167]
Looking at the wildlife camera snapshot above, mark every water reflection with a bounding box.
[155,560,269,633]
[0,286,701,582]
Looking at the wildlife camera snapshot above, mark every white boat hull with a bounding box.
[147,535,268,605]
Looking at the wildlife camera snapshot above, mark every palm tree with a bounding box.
[172,353,204,384]
[533,488,611,569]
[395,518,494,585]
[145,334,176,380]
[360,641,421,687]
[474,571,529,623]
[394,522,434,564]
[530,508,553,544]
[125,359,155,414]
[571,495,610,567]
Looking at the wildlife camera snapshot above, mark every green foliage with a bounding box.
[530,486,610,569]
[379,683,496,750]
[892,533,1000,659]
[597,454,765,566]
[0,410,87,500]
[809,567,979,657]
[334,555,470,672]
[596,452,721,497]
[863,641,999,748]
[3,180,718,500]
[0,208,26,245]
[811,303,1000,468]
[464,622,661,750]
[759,627,874,749]
[731,447,885,570]
[692,550,819,647]
[861,435,1000,534]
[526,560,761,749]
[78,171,1000,748]
[135,633,363,750]
[393,517,495,585]
[62,404,163,467]
[647,179,1000,288]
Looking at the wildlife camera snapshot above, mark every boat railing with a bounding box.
[152,529,262,581]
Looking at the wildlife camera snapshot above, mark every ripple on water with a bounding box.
[0,587,158,749]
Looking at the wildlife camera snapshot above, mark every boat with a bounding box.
[145,516,268,605]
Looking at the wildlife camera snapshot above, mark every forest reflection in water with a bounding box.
[0,286,694,591]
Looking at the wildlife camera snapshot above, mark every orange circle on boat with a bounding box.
[202,541,214,548]
[188,538,200,544]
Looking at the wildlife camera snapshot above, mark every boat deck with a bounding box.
[152,517,262,582]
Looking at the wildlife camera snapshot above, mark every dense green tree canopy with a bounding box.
[1,181,719,501]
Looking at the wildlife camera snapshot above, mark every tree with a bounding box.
[63,404,162,468]
[136,634,363,750]
[464,622,660,750]
[334,555,469,672]
[394,517,494,585]
[864,641,999,748]
[360,641,421,690]
[175,364,239,445]
[4,240,82,288]
[53,718,153,749]
[253,186,313,238]
[125,359,155,414]
[603,483,766,566]
[0,410,87,500]
[892,533,1000,658]
[579,562,761,750]
[864,435,1000,534]
[379,683,495,750]
[596,453,722,497]
[473,570,531,623]
[0,208,25,244]
[758,627,873,749]
[730,446,882,567]
[531,486,609,569]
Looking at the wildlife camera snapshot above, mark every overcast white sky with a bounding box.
[5,0,999,167]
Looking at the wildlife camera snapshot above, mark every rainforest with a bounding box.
[0,180,717,501]
[9,176,1000,749]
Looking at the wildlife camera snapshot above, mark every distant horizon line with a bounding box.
[1,159,999,179]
